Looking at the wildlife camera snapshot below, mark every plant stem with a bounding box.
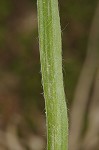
[37,0,68,149]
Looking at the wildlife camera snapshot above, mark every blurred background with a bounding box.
[0,0,99,150]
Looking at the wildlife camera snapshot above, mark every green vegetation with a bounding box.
[37,0,68,149]
[0,0,98,149]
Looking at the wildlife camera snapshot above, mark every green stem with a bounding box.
[37,0,68,149]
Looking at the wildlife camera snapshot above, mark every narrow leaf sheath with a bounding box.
[37,0,68,149]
